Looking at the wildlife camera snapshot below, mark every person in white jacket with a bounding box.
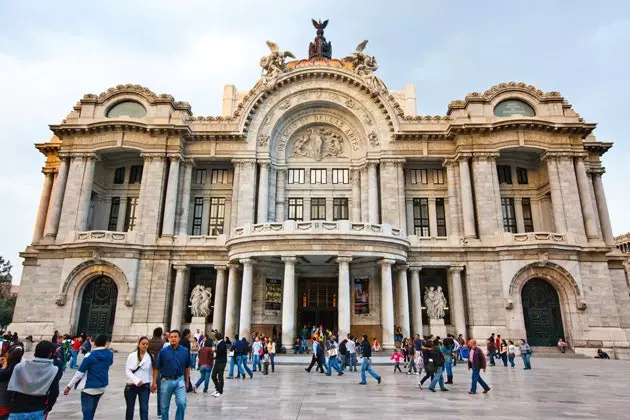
[124,337,153,420]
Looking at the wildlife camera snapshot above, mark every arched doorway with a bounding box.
[521,278,564,346]
[77,276,118,339]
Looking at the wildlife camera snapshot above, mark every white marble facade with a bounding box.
[11,31,630,359]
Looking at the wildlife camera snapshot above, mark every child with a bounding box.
[414,349,424,388]
[391,349,403,373]
[262,349,271,375]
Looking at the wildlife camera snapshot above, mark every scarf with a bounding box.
[8,358,58,396]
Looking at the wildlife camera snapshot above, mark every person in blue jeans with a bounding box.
[251,337,263,372]
[325,338,344,376]
[151,330,191,420]
[236,338,253,379]
[467,339,490,394]
[64,334,114,420]
[519,339,532,370]
[194,340,214,393]
[427,341,448,392]
[358,334,381,385]
[227,335,238,378]
[441,337,455,384]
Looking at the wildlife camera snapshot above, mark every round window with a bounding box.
[493,99,535,117]
[106,101,147,118]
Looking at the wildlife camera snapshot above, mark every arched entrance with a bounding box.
[521,278,564,346]
[77,276,118,339]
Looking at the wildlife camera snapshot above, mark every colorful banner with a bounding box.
[265,277,282,316]
[354,277,369,314]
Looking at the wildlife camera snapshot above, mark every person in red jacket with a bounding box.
[69,336,83,369]
[467,339,490,394]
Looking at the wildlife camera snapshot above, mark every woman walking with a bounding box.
[125,336,153,420]
[499,340,509,367]
[266,337,276,373]
[519,339,533,370]
[190,337,199,370]
[194,339,214,393]
[507,340,516,368]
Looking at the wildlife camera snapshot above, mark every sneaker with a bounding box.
[211,391,218,396]
[358,382,367,385]
[304,368,310,373]
[249,373,254,379]
[429,388,436,392]
[483,388,491,394]
[337,372,344,376]
[442,388,449,392]
[377,377,381,385]
[214,392,222,398]
[468,391,476,394]
[406,372,412,375]
[227,376,234,379]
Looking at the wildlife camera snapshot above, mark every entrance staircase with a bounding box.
[530,347,587,358]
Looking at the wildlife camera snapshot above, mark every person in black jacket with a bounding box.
[358,334,381,385]
[468,339,490,394]
[212,333,228,397]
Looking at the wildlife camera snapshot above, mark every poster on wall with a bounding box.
[354,277,369,314]
[265,277,282,316]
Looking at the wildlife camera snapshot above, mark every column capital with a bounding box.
[42,167,57,176]
[442,157,458,168]
[227,262,241,271]
[57,151,71,159]
[166,153,183,162]
[232,158,257,168]
[239,258,255,265]
[471,151,500,161]
[448,266,464,273]
[367,159,379,169]
[588,168,605,176]
[336,256,353,264]
[395,264,409,272]
[454,152,473,161]
[70,152,100,161]
[214,265,228,272]
[140,152,166,161]
[379,258,396,267]
[409,266,423,273]
[541,151,574,162]
[380,158,406,166]
[281,256,297,264]
[258,160,270,168]
[173,264,189,272]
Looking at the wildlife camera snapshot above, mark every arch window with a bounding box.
[106,101,147,118]
[493,99,535,117]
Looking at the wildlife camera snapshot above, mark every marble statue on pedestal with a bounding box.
[190,285,212,318]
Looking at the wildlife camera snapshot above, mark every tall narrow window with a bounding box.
[113,167,125,184]
[516,167,529,184]
[432,169,445,184]
[522,198,534,233]
[208,197,225,235]
[288,169,305,184]
[129,165,143,184]
[310,169,327,184]
[311,198,326,220]
[107,197,120,231]
[333,198,349,220]
[194,169,207,184]
[288,198,304,221]
[191,197,204,235]
[332,169,349,184]
[211,169,230,184]
[123,197,139,232]
[409,169,428,184]
[436,198,447,237]
[413,198,430,237]
[501,197,517,233]
[497,165,512,184]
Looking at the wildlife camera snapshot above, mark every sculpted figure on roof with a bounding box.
[260,40,296,88]
[344,40,383,93]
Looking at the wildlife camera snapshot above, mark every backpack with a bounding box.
[339,341,347,356]
[434,350,445,367]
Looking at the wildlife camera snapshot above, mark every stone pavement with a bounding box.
[47,356,630,420]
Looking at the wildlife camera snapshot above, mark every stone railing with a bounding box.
[511,232,567,243]
[232,220,404,238]
[184,234,227,246]
[75,230,131,243]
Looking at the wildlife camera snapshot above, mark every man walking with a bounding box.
[304,337,325,373]
[211,333,227,397]
[152,330,191,420]
[346,334,357,372]
[468,339,491,394]
[359,334,381,385]
[236,337,253,379]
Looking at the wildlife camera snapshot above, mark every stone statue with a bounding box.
[291,127,344,160]
[434,286,447,319]
[260,40,295,87]
[343,40,383,93]
[190,285,212,318]
[309,19,332,59]
[424,286,447,320]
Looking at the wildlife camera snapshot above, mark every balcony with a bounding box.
[75,230,134,244]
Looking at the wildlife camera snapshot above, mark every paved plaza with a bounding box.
[47,355,630,420]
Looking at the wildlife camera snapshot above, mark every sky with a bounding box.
[1,1,629,283]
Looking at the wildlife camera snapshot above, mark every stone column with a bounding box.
[444,160,461,239]
[380,258,395,349]
[75,154,97,232]
[337,257,352,339]
[396,161,407,234]
[177,160,193,236]
[32,169,55,242]
[257,162,269,223]
[472,153,503,237]
[409,266,423,337]
[449,267,466,337]
[351,169,361,222]
[379,160,402,228]
[575,157,599,240]
[230,161,241,233]
[236,161,257,227]
[224,263,241,338]
[458,155,476,238]
[137,153,167,238]
[44,156,69,238]
[360,166,369,222]
[395,265,410,339]
[544,156,567,233]
[170,265,189,330]
[281,256,297,350]
[514,197,525,233]
[238,258,254,339]
[212,265,228,333]
[592,171,615,246]
[275,169,286,222]
[367,161,379,224]
[428,198,438,238]
[161,156,181,236]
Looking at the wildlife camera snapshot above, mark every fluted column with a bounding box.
[170,265,189,330]
[281,256,297,350]
[44,156,69,238]
[32,169,55,242]
[449,267,466,337]
[257,161,269,222]
[395,265,410,339]
[177,160,193,236]
[575,157,599,240]
[409,266,423,337]
[137,153,167,238]
[458,155,476,238]
[396,161,407,234]
[75,154,97,232]
[544,156,567,233]
[514,197,525,233]
[428,198,438,238]
[380,258,395,349]
[236,160,257,227]
[472,153,503,237]
[162,156,181,236]
[230,161,241,233]
[224,263,241,338]
[275,169,286,222]
[368,161,379,224]
[212,265,228,333]
[351,169,361,222]
[592,171,615,246]
[444,160,461,238]
[238,258,255,339]
[337,257,352,339]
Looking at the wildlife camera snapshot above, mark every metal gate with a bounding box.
[521,278,564,346]
[77,276,118,339]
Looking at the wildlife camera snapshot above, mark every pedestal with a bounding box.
[429,318,447,339]
[189,317,208,336]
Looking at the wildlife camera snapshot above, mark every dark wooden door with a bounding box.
[522,279,564,346]
[77,276,118,339]
[297,278,338,330]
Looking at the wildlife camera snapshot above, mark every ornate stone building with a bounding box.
[11,25,630,357]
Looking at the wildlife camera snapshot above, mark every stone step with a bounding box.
[530,347,588,358]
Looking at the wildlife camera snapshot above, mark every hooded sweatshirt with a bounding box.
[66,347,114,394]
[8,357,62,413]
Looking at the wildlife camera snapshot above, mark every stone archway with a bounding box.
[521,278,564,346]
[76,275,118,339]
